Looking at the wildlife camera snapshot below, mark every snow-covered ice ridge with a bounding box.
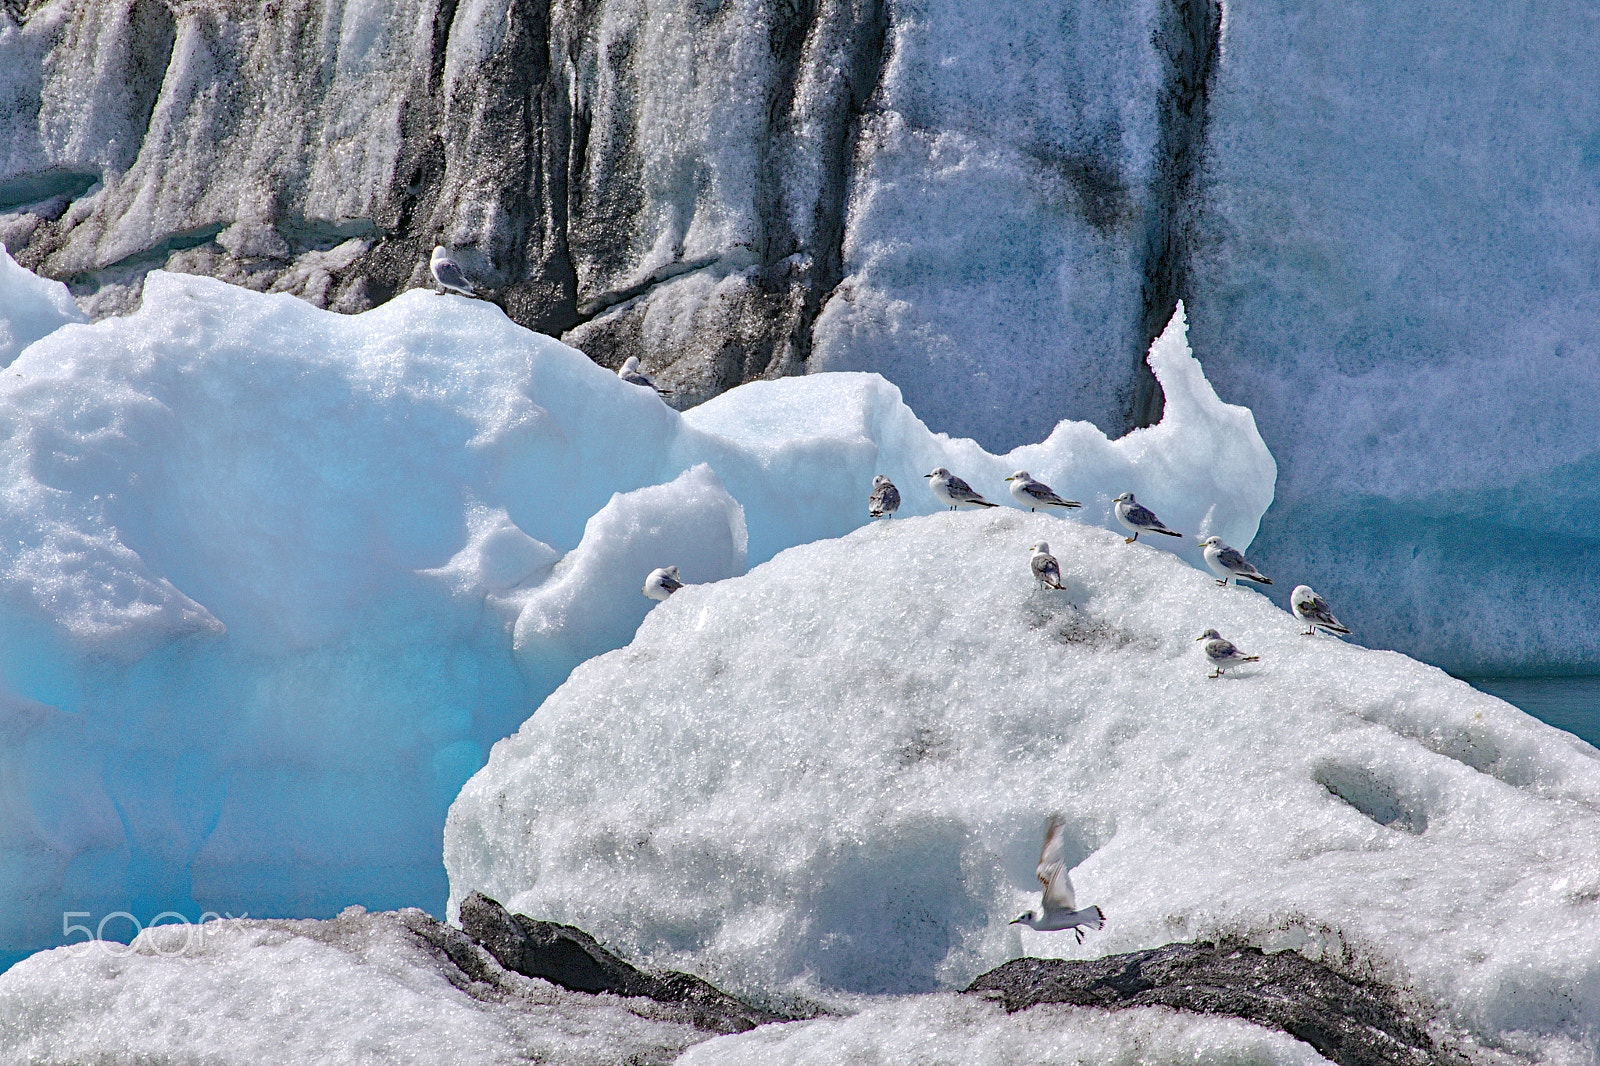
[0,252,1269,959]
[446,508,1600,1061]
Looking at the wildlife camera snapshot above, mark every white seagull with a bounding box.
[1197,536,1273,587]
[1005,471,1081,513]
[1197,628,1259,678]
[868,474,901,518]
[642,565,685,602]
[924,468,998,510]
[1113,492,1183,543]
[1030,541,1064,590]
[618,356,671,394]
[1010,815,1104,943]
[430,245,477,296]
[1291,585,1351,637]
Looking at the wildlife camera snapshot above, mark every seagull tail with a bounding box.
[1242,655,1261,663]
[1324,621,1351,634]
[1157,528,1183,537]
[977,500,998,507]
[1085,905,1105,930]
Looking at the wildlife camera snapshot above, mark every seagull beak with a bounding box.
[923,473,934,478]
[1004,476,1015,481]
[1195,634,1206,641]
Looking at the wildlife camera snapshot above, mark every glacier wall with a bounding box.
[2,0,1596,667]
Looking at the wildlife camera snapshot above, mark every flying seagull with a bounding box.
[1113,492,1182,543]
[1030,541,1064,590]
[1010,815,1104,943]
[430,245,478,296]
[642,565,685,602]
[1197,536,1273,587]
[925,468,998,510]
[1291,585,1351,637]
[1197,628,1259,678]
[868,474,901,518]
[1005,471,1081,513]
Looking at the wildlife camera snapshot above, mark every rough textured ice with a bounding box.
[0,262,1269,959]
[680,996,1331,1066]
[445,509,1600,1061]
[0,906,708,1065]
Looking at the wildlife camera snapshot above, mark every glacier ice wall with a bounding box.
[0,258,1270,959]
[1183,1,1600,673]
[3,0,1595,667]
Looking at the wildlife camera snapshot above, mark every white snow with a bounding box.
[0,258,1270,960]
[445,508,1600,1061]
[0,907,708,1065]
[680,996,1332,1066]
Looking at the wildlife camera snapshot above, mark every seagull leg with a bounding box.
[1208,668,1221,679]
[1124,536,1136,544]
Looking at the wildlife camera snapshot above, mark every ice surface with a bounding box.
[806,0,1164,448]
[0,246,83,367]
[1187,1,1600,673]
[0,260,1269,959]
[445,509,1600,1060]
[0,906,708,1065]
[680,996,1331,1066]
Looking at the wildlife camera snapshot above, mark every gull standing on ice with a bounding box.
[868,474,901,518]
[1113,492,1183,543]
[618,356,672,394]
[1197,628,1259,678]
[642,565,685,602]
[1011,815,1104,944]
[1030,542,1064,590]
[925,468,998,510]
[1292,585,1351,637]
[1006,471,1081,513]
[429,245,478,296]
[1197,536,1273,587]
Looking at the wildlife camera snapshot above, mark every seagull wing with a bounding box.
[659,571,685,592]
[433,260,474,293]
[1032,554,1061,585]
[1036,816,1078,913]
[1025,482,1079,508]
[1305,596,1349,631]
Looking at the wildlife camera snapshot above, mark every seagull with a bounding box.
[1005,471,1081,513]
[1030,542,1064,590]
[1113,492,1182,543]
[1010,815,1104,944]
[868,475,901,518]
[1197,628,1259,678]
[1197,536,1273,587]
[924,468,998,510]
[642,565,685,602]
[430,245,477,296]
[618,356,672,394]
[1291,585,1351,637]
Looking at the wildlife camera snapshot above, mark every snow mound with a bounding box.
[445,509,1600,1061]
[0,907,707,1065]
[0,262,1270,958]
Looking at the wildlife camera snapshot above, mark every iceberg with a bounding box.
[445,509,1600,1061]
[0,253,1271,959]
